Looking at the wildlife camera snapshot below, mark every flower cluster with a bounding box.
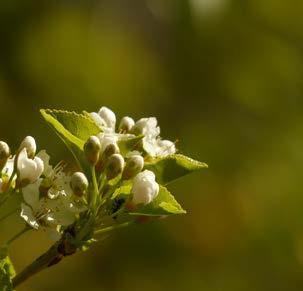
[0,107,177,244]
[90,107,176,158]
[0,137,86,240]
[0,106,206,289]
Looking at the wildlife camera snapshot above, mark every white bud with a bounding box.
[70,172,89,197]
[122,155,144,180]
[84,136,101,165]
[106,154,125,180]
[20,136,36,158]
[131,170,159,205]
[0,141,10,170]
[17,148,44,186]
[119,116,135,133]
[98,107,116,130]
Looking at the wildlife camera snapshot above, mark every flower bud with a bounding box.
[19,136,36,158]
[0,141,10,170]
[103,143,120,159]
[131,170,159,205]
[70,172,89,197]
[119,116,135,133]
[122,155,144,180]
[84,136,101,165]
[96,143,120,173]
[106,154,125,180]
[17,148,44,187]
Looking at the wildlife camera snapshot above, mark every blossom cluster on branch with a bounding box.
[0,106,207,290]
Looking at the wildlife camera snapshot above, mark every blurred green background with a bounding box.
[1,0,303,290]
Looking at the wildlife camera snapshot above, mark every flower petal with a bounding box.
[20,203,39,229]
[22,179,41,208]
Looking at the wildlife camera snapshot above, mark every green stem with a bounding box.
[100,180,122,205]
[98,173,107,195]
[94,221,134,236]
[110,206,126,219]
[0,207,19,223]
[90,167,99,208]
[6,226,29,246]
[6,170,16,192]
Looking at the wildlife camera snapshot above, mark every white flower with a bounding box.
[134,117,176,157]
[17,148,44,184]
[36,150,72,199]
[90,107,116,132]
[131,170,159,205]
[20,178,85,239]
[135,117,160,139]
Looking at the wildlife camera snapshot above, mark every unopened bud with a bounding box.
[131,170,159,205]
[106,154,125,180]
[0,141,10,170]
[119,116,135,133]
[122,155,144,180]
[19,136,36,158]
[84,136,101,165]
[70,172,88,197]
[103,143,120,159]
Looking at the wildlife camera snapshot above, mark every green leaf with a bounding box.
[41,109,101,145]
[130,186,186,216]
[117,135,144,156]
[0,247,15,291]
[144,154,208,185]
[112,182,132,199]
[40,109,101,175]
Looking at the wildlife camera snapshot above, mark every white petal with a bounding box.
[33,157,44,179]
[19,158,37,181]
[22,179,41,208]
[36,150,53,176]
[46,210,75,226]
[132,170,159,205]
[132,184,153,205]
[156,140,176,156]
[90,112,107,128]
[20,203,39,229]
[98,107,116,129]
[18,149,44,183]
[17,148,28,173]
